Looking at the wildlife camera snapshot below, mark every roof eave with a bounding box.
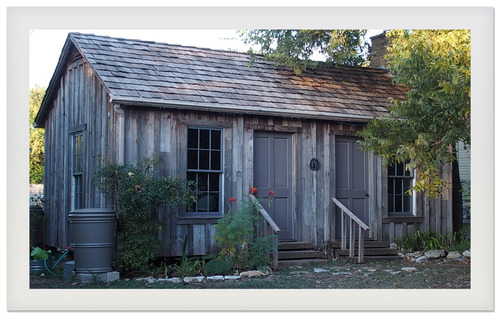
[110,95,381,123]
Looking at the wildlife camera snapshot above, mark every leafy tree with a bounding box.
[240,29,369,74]
[29,86,46,184]
[359,30,470,191]
[358,30,470,232]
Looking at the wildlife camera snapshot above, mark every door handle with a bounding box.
[365,193,369,197]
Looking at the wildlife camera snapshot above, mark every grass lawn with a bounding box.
[30,258,470,289]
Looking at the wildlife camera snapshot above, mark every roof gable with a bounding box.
[36,32,408,125]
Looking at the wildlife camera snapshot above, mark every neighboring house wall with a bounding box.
[457,141,471,182]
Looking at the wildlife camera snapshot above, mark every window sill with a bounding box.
[382,216,423,224]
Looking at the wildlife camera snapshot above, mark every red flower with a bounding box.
[229,197,236,203]
[249,187,258,196]
[268,190,275,198]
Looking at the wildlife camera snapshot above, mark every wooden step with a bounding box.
[336,248,399,257]
[276,241,328,268]
[329,240,390,249]
[279,250,323,260]
[278,241,315,251]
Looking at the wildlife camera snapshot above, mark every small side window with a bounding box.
[72,133,84,209]
[388,161,414,215]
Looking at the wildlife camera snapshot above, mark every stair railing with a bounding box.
[331,198,370,263]
[249,194,280,269]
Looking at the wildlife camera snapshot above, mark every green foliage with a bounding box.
[240,30,369,74]
[203,257,233,276]
[93,157,196,274]
[214,200,256,256]
[246,235,276,270]
[170,237,204,278]
[214,197,275,271]
[396,228,470,253]
[358,30,470,197]
[396,231,443,253]
[29,86,46,184]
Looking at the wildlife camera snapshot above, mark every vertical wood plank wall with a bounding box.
[42,58,114,248]
[42,59,454,255]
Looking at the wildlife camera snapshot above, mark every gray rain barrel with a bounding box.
[68,208,117,273]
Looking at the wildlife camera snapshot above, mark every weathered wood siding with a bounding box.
[42,55,114,248]
[41,57,454,254]
[380,163,454,243]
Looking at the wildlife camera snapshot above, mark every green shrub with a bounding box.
[214,195,276,271]
[396,228,471,253]
[247,235,277,270]
[214,200,255,258]
[396,230,443,252]
[94,157,195,274]
[204,258,233,276]
[171,257,203,278]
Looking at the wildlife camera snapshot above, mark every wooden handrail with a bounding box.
[249,194,281,233]
[332,197,369,263]
[249,194,280,269]
[331,198,369,230]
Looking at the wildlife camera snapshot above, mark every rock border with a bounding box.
[400,249,470,263]
[133,268,271,285]
[129,250,470,285]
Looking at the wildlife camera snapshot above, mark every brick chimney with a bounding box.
[370,32,390,69]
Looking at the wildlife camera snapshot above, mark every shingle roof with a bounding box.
[45,33,409,123]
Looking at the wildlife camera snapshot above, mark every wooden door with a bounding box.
[253,132,294,241]
[335,136,370,238]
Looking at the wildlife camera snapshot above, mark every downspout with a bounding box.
[113,104,125,164]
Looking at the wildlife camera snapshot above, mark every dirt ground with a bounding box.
[30,258,470,289]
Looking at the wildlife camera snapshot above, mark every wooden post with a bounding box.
[358,226,365,263]
[349,219,355,258]
[341,212,346,250]
[272,233,279,270]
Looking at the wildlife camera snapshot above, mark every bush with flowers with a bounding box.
[93,157,195,274]
[211,188,277,273]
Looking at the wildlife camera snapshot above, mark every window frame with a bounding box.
[387,160,415,216]
[71,131,85,210]
[184,126,224,217]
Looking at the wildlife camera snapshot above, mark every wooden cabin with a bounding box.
[34,33,454,263]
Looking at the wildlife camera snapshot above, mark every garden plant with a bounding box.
[93,156,195,275]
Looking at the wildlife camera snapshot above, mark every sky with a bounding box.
[29,29,383,89]
[29,29,251,88]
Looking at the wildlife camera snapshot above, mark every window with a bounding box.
[72,133,84,209]
[388,161,414,215]
[186,128,222,215]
